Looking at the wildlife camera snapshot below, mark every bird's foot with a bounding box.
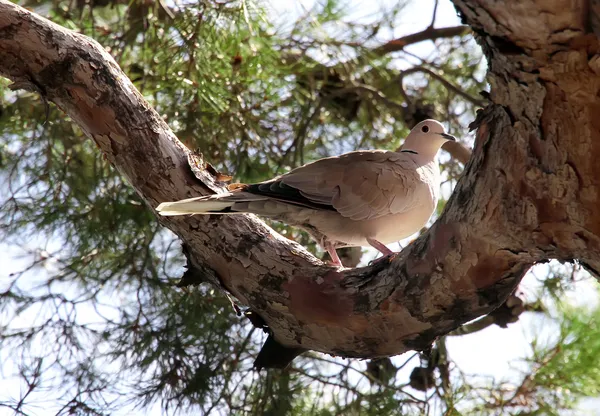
[325,259,347,269]
[368,252,398,266]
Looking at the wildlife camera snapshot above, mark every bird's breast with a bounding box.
[304,195,436,248]
[368,205,435,244]
[277,160,441,248]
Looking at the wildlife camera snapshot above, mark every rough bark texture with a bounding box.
[1,0,599,360]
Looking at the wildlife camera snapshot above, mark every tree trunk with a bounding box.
[1,0,599,363]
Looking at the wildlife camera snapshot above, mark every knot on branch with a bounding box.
[489,294,525,328]
[185,151,231,195]
[176,243,220,288]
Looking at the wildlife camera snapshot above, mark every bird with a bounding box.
[156,119,456,267]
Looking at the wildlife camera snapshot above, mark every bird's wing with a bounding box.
[246,151,423,221]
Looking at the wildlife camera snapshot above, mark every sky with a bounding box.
[1,0,600,414]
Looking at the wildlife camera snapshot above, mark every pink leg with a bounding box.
[367,238,394,256]
[367,238,397,265]
[324,242,343,267]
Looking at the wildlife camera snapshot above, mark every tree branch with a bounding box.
[373,25,470,56]
[442,141,472,165]
[283,25,470,66]
[399,66,486,107]
[1,0,599,365]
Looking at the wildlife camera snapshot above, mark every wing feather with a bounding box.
[271,150,422,221]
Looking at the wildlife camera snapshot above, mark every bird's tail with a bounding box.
[156,192,264,216]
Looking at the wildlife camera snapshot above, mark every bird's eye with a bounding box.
[421,125,429,133]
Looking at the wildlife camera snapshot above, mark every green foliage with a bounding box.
[1,0,598,415]
[529,302,600,409]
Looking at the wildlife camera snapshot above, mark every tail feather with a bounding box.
[156,192,265,216]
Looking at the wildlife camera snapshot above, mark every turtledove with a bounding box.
[157,119,456,267]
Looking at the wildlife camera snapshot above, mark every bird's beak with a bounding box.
[440,132,456,142]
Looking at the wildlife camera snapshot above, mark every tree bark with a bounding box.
[1,0,599,362]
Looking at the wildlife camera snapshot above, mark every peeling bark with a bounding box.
[1,0,599,363]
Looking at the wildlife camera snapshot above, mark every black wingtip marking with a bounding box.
[244,181,337,211]
[214,206,236,213]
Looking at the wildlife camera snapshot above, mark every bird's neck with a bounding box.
[400,146,441,167]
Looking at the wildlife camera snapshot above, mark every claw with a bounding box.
[368,252,398,266]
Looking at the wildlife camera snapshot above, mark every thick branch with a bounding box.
[1,0,599,362]
[442,141,472,165]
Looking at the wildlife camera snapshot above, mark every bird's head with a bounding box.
[401,119,456,157]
